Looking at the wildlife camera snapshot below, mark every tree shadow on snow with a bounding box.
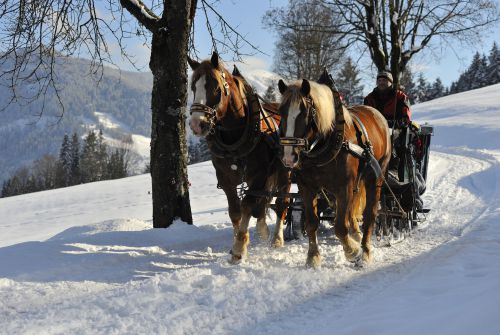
[0,219,233,283]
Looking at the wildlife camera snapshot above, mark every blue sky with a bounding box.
[116,0,499,93]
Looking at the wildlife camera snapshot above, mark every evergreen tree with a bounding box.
[1,180,9,198]
[466,52,483,90]
[335,57,364,105]
[263,83,277,102]
[197,138,211,162]
[415,73,430,103]
[187,137,210,164]
[32,154,58,190]
[97,129,108,180]
[476,54,490,89]
[70,133,81,185]
[80,130,100,183]
[449,81,458,94]
[428,78,445,100]
[399,67,417,104]
[455,72,469,93]
[487,42,500,85]
[187,136,199,164]
[58,134,72,187]
[107,149,128,179]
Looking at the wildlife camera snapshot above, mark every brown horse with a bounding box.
[188,52,290,263]
[278,79,391,267]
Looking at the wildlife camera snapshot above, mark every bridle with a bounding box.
[279,96,321,156]
[189,69,231,134]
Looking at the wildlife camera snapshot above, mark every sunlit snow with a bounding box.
[1,84,499,334]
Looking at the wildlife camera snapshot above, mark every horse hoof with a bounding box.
[345,246,362,263]
[306,254,321,269]
[272,237,284,248]
[353,250,372,268]
[362,250,372,264]
[354,257,365,268]
[228,253,243,265]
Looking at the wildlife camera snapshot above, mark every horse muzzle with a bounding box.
[189,117,211,137]
[280,137,307,168]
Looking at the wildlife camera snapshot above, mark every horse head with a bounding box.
[277,79,335,168]
[188,52,247,137]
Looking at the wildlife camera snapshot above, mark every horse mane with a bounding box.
[281,81,352,136]
[233,75,248,106]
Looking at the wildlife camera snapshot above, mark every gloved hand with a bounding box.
[395,118,410,128]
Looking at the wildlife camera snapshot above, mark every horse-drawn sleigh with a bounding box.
[188,52,433,267]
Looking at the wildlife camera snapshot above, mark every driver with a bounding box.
[364,71,411,125]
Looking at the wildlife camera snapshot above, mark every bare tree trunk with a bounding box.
[149,0,195,228]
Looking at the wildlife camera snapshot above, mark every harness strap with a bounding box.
[343,113,382,194]
[296,90,345,168]
[350,113,371,147]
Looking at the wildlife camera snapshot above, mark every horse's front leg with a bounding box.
[336,186,362,263]
[301,188,321,268]
[229,195,254,264]
[218,184,244,261]
[271,171,292,248]
[360,176,383,264]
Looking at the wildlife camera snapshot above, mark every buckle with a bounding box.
[280,137,308,147]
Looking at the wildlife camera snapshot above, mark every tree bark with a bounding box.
[149,0,195,227]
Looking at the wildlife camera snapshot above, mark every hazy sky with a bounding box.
[115,0,499,92]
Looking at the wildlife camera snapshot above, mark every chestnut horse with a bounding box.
[278,79,391,267]
[188,52,290,263]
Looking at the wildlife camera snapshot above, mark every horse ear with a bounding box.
[232,65,242,77]
[211,51,220,69]
[187,56,200,70]
[278,79,288,95]
[301,79,311,96]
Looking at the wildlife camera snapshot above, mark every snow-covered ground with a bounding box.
[1,84,499,334]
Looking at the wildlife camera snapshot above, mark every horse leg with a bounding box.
[219,185,244,260]
[249,192,269,242]
[336,187,362,263]
[301,188,321,268]
[361,178,382,264]
[255,200,270,241]
[350,183,366,243]
[229,196,254,264]
[272,171,291,248]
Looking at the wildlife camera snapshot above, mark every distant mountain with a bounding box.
[0,56,153,181]
[0,55,276,182]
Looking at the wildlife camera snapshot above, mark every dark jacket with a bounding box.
[364,87,411,122]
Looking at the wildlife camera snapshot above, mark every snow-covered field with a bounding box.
[1,84,499,334]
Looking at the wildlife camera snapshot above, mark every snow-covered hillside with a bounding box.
[0,84,499,334]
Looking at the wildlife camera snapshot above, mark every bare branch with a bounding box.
[119,0,159,32]
[200,0,267,60]
[320,0,499,85]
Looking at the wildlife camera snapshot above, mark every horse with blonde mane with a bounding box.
[278,78,391,267]
[188,52,290,264]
